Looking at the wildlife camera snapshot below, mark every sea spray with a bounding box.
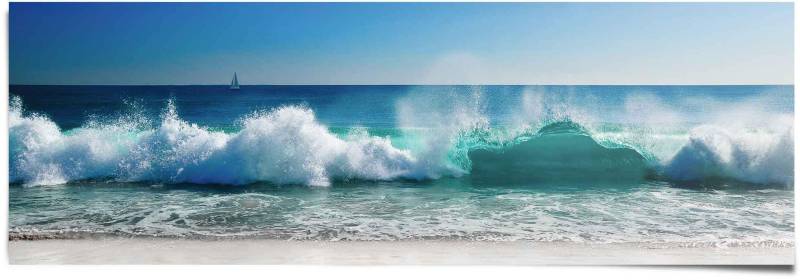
[11,97,419,186]
[664,125,794,185]
[395,86,490,178]
[10,96,140,185]
[7,85,793,246]
[8,89,795,187]
[119,99,231,184]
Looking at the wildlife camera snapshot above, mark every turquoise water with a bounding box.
[8,85,795,245]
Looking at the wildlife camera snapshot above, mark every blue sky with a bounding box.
[9,2,794,85]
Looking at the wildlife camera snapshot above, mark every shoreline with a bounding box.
[8,239,795,265]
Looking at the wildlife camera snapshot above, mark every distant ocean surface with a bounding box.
[8,85,795,246]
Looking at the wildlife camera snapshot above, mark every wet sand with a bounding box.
[7,239,795,265]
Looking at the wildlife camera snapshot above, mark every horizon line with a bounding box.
[9,83,795,87]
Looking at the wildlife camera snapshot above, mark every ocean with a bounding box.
[8,85,795,246]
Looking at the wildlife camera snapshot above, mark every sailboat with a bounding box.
[229,72,240,90]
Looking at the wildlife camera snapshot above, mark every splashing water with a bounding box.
[7,85,794,245]
[8,85,794,187]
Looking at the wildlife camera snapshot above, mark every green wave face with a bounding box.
[466,122,649,184]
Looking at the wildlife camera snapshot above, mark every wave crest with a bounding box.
[10,98,421,187]
[9,96,794,187]
[664,125,794,185]
[466,122,649,184]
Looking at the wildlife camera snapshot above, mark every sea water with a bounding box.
[8,85,794,246]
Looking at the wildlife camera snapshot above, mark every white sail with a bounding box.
[230,72,240,90]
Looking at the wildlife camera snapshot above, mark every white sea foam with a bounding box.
[9,97,140,186]
[10,98,420,187]
[664,125,794,185]
[8,92,795,187]
[616,91,794,186]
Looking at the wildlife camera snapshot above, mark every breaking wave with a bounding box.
[8,96,794,187]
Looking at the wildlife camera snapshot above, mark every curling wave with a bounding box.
[8,97,794,187]
[465,122,650,184]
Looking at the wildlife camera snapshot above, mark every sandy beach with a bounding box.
[7,239,795,265]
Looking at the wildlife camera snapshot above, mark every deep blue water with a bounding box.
[10,85,793,129]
